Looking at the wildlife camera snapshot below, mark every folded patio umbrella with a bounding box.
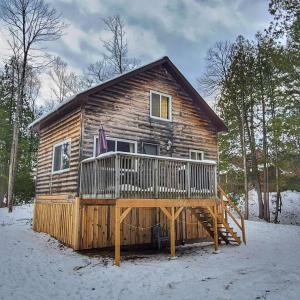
[98,127,108,155]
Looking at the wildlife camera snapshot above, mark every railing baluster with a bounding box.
[80,152,218,200]
[186,162,190,198]
[115,154,120,198]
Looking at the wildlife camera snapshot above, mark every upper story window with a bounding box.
[150,91,172,121]
[190,150,204,161]
[142,142,159,156]
[52,140,71,173]
[93,136,137,157]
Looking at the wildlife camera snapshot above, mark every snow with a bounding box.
[1,205,300,300]
[240,190,300,225]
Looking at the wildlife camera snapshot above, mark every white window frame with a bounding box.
[150,90,172,122]
[52,139,71,174]
[93,136,137,157]
[189,150,204,161]
[142,142,160,156]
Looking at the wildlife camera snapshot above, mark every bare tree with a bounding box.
[0,0,65,212]
[87,15,140,85]
[197,41,233,96]
[48,56,70,103]
[48,56,86,103]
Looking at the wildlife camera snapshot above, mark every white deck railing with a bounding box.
[80,152,217,199]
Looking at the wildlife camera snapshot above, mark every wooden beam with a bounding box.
[116,198,217,208]
[36,194,72,201]
[120,207,132,223]
[80,198,116,205]
[208,207,218,251]
[160,207,172,220]
[170,207,176,257]
[114,206,121,266]
[174,207,184,220]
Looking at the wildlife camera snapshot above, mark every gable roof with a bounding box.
[29,56,227,132]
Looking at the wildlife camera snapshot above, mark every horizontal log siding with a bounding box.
[82,65,218,161]
[35,110,82,195]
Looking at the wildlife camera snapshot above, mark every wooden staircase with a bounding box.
[189,187,246,246]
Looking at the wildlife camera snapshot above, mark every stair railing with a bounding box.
[218,186,246,244]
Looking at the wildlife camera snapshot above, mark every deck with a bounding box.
[79,152,221,265]
[80,152,218,200]
[33,153,245,266]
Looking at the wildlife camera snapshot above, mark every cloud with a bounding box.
[0,0,272,105]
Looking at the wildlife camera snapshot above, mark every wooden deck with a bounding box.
[33,154,246,266]
[80,152,218,200]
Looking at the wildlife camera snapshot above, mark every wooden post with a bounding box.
[154,158,159,198]
[114,206,121,266]
[186,162,191,198]
[170,207,176,257]
[213,206,218,251]
[115,154,120,198]
[73,197,81,250]
[214,165,218,198]
[241,217,246,244]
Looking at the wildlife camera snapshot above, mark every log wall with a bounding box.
[82,65,218,161]
[35,109,82,195]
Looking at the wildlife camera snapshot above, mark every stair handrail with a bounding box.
[218,186,246,244]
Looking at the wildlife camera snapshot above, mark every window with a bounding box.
[93,136,137,157]
[52,140,71,173]
[190,150,204,161]
[150,91,172,121]
[142,143,159,156]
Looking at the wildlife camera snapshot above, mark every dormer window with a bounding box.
[150,91,172,121]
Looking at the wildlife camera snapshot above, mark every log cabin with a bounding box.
[29,56,245,265]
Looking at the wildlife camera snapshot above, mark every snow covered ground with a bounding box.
[1,205,300,300]
[241,190,300,225]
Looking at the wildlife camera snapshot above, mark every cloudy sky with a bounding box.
[0,0,272,105]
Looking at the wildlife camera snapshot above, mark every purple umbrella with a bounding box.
[98,127,107,155]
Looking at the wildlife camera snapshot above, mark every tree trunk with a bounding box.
[7,55,27,212]
[261,92,270,222]
[245,97,264,218]
[7,116,20,212]
[274,165,281,223]
[240,96,249,220]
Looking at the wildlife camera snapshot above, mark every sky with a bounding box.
[0,0,272,106]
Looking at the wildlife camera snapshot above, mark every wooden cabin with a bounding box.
[29,56,245,265]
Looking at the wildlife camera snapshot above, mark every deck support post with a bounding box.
[159,207,184,258]
[170,207,176,257]
[73,197,82,250]
[114,206,121,266]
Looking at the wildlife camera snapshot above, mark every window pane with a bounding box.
[197,152,203,160]
[53,145,62,171]
[107,140,115,152]
[117,141,135,153]
[190,151,197,160]
[143,143,158,155]
[161,96,169,119]
[62,142,70,169]
[151,93,160,117]
[94,137,99,156]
